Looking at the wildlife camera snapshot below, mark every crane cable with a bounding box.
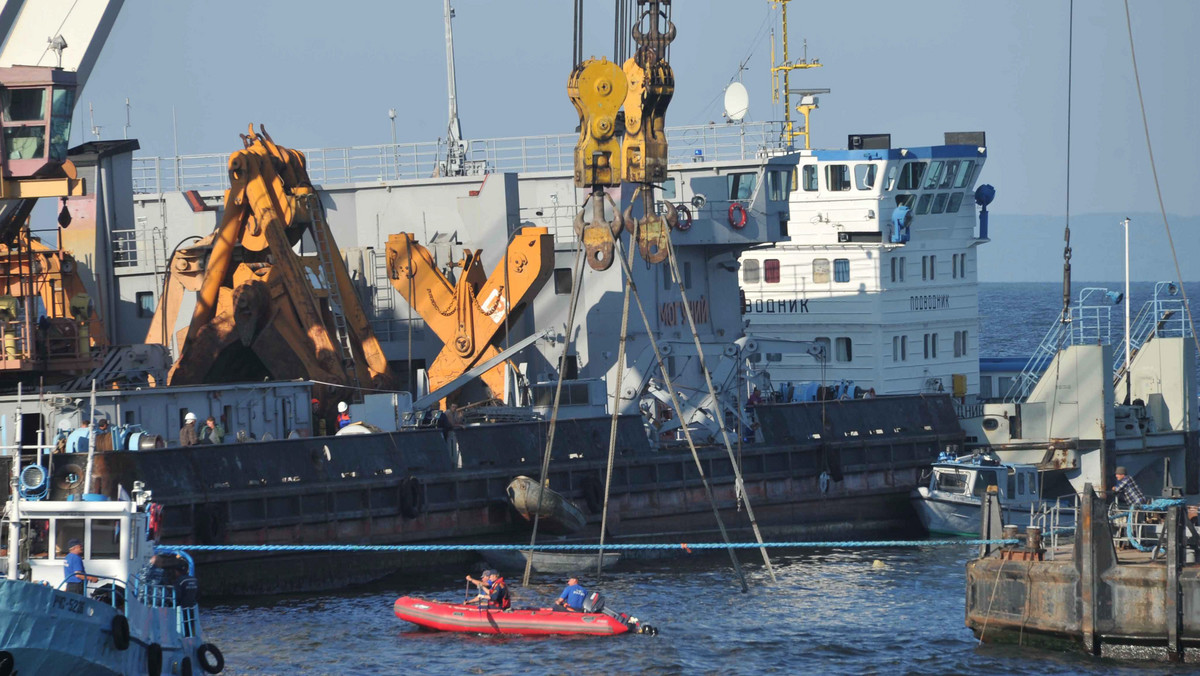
[664,232,776,583]
[1121,0,1200,360]
[522,238,587,588]
[610,223,749,593]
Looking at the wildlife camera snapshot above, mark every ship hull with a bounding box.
[2,395,962,595]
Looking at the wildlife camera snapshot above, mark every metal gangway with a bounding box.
[1112,281,1192,387]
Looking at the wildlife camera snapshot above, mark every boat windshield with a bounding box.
[934,470,970,494]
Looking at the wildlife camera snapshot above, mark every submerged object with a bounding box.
[393,595,653,636]
[507,475,587,535]
[480,549,620,575]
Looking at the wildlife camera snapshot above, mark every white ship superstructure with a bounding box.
[740,134,992,397]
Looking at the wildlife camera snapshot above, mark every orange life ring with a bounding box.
[728,202,747,229]
[676,204,693,231]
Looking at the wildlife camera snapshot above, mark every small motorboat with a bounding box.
[479,548,620,575]
[394,594,655,636]
[912,451,1069,536]
[506,476,586,535]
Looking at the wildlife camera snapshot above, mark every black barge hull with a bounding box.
[6,395,962,595]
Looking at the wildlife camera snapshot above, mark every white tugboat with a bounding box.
[0,417,224,676]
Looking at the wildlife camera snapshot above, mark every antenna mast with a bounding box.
[442,0,467,176]
[770,0,823,149]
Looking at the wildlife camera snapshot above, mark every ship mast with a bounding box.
[770,0,824,149]
[442,0,467,176]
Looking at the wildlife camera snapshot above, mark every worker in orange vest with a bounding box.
[336,401,351,429]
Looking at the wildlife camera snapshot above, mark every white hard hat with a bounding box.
[337,402,348,413]
[58,419,72,432]
[184,412,197,422]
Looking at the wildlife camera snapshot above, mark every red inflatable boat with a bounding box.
[393,596,654,636]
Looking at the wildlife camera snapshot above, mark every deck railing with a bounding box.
[131,121,792,194]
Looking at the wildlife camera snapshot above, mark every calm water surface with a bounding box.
[200,282,1200,674]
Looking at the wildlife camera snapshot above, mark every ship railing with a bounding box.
[1108,498,1184,556]
[54,574,130,612]
[129,574,178,608]
[1112,283,1191,383]
[1004,289,1116,402]
[1030,493,1079,555]
[130,122,793,194]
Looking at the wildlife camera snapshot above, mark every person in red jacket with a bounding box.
[466,569,511,610]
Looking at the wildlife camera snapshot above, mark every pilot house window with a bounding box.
[825,164,851,191]
[855,164,877,190]
[801,165,818,191]
[728,172,757,201]
[833,259,850,283]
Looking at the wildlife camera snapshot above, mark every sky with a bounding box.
[70,0,1199,279]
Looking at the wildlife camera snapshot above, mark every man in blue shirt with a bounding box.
[62,539,96,595]
[556,576,587,612]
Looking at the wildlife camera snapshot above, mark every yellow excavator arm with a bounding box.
[386,227,553,404]
[165,125,396,409]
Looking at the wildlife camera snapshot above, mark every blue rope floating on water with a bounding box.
[160,539,1020,553]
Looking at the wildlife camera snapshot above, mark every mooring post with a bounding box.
[979,486,1003,558]
[1166,504,1184,661]
[1077,483,1100,655]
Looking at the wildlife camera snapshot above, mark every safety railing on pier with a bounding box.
[131,121,792,194]
[1004,287,1118,402]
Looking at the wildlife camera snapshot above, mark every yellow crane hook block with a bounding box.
[568,58,628,189]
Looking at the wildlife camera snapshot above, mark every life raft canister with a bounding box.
[728,202,747,229]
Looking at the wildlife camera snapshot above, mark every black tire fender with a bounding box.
[400,476,424,519]
[197,643,225,674]
[180,656,193,676]
[111,615,130,650]
[194,504,227,545]
[147,642,162,676]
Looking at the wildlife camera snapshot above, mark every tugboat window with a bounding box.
[824,164,851,191]
[767,170,789,201]
[835,337,852,362]
[854,164,877,190]
[916,193,933,215]
[897,162,927,190]
[922,161,945,190]
[1006,472,1016,499]
[953,160,977,188]
[764,259,781,283]
[661,178,676,199]
[946,192,965,213]
[812,258,830,283]
[895,194,915,208]
[833,259,850,283]
[802,165,818,191]
[53,519,83,558]
[931,193,949,214]
[885,164,898,191]
[938,161,960,189]
[743,259,761,284]
[1018,473,1026,495]
[91,519,121,560]
[728,172,757,200]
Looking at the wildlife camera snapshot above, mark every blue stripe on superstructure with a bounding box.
[811,145,986,162]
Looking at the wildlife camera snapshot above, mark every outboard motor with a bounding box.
[582,591,605,613]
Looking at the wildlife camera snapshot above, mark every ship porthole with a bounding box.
[982,418,1000,431]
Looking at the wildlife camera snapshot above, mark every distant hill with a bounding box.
[978,212,1200,282]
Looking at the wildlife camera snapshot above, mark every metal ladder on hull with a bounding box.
[305,194,362,399]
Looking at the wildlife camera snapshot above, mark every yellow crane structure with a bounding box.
[157,126,396,409]
[568,0,676,270]
[385,227,553,405]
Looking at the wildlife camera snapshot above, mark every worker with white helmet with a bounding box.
[180,411,199,447]
[336,401,351,429]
